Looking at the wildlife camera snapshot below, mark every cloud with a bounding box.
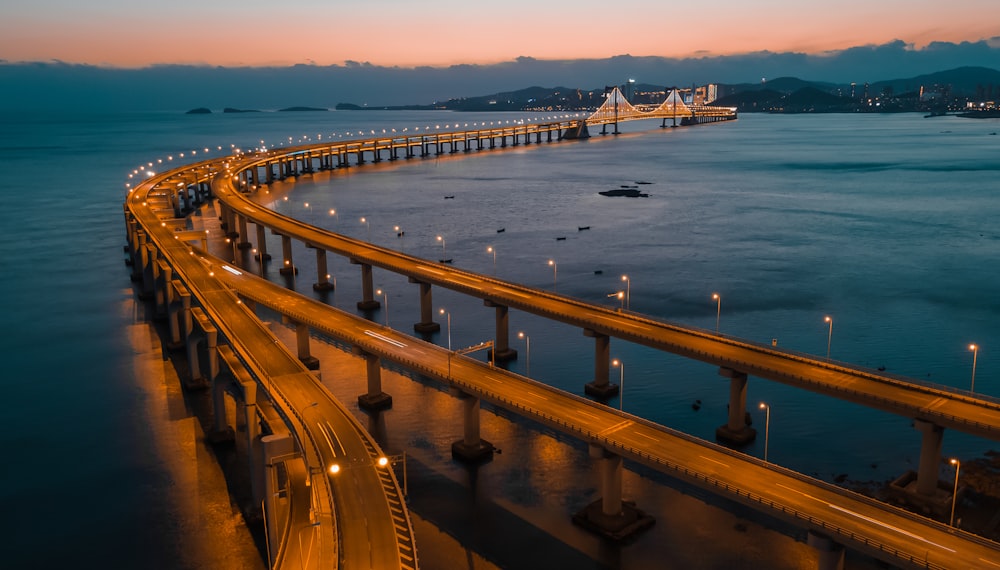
[1,40,997,112]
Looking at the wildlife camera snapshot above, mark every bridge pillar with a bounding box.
[293,320,320,370]
[313,248,334,291]
[240,379,263,511]
[352,260,380,310]
[265,161,275,184]
[583,329,618,398]
[254,224,271,272]
[484,300,517,362]
[411,279,440,333]
[246,165,257,188]
[573,445,654,540]
[715,367,756,445]
[278,234,297,275]
[181,184,194,213]
[141,241,157,301]
[807,531,845,570]
[355,348,393,411]
[262,433,296,567]
[236,214,251,250]
[450,390,494,463]
[154,259,170,321]
[210,375,235,443]
[222,203,238,239]
[915,419,944,496]
[166,280,185,350]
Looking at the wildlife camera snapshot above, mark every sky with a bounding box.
[2,0,999,68]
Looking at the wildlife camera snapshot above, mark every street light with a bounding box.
[712,293,721,332]
[608,291,624,310]
[376,288,388,326]
[759,402,771,462]
[621,274,630,310]
[950,458,961,526]
[360,216,370,241]
[438,308,451,350]
[487,246,496,274]
[824,316,833,359]
[969,344,979,392]
[548,259,557,287]
[394,225,404,251]
[613,358,624,411]
[436,235,446,259]
[377,453,408,499]
[518,331,530,376]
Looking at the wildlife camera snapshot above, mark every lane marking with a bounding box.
[826,504,956,553]
[598,420,632,437]
[364,330,407,348]
[221,264,242,276]
[698,455,730,468]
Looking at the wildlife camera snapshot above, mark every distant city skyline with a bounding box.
[1,0,998,68]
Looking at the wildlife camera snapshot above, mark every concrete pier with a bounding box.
[914,419,944,495]
[312,248,334,291]
[807,531,845,570]
[484,300,517,362]
[355,349,392,411]
[293,320,320,370]
[353,260,380,310]
[583,329,618,398]
[572,445,654,540]
[278,234,297,276]
[715,367,757,445]
[411,279,440,333]
[450,389,494,463]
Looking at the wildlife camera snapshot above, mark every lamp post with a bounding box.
[969,344,979,392]
[436,235,446,259]
[360,216,370,241]
[824,315,833,359]
[759,402,770,462]
[712,293,721,332]
[438,308,451,350]
[548,259,557,287]
[328,208,338,222]
[950,458,961,526]
[487,246,496,274]
[608,291,624,310]
[394,225,404,251]
[613,358,624,411]
[621,274,630,310]
[376,288,388,326]
[518,331,530,376]
[377,453,408,499]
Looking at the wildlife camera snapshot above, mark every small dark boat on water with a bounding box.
[600,188,648,197]
[578,226,590,231]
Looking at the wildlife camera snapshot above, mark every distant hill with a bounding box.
[870,66,1000,98]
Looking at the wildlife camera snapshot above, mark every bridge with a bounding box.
[124,110,998,569]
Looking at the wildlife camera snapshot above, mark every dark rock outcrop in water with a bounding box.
[223,107,260,113]
[185,107,211,114]
[279,106,327,112]
[599,188,649,197]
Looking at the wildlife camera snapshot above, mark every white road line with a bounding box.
[826,504,956,553]
[633,431,658,442]
[775,483,822,503]
[698,455,729,467]
[364,330,407,348]
[316,421,338,458]
[979,557,1000,567]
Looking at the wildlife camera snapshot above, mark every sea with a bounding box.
[1,108,998,569]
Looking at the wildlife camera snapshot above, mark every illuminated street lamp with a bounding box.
[436,235,447,259]
[969,344,979,392]
[377,453,408,499]
[712,293,721,332]
[438,308,451,350]
[621,274,630,310]
[608,291,625,310]
[518,331,530,376]
[824,316,833,359]
[376,288,388,326]
[548,259,557,287]
[950,458,961,526]
[613,358,624,411]
[328,208,338,222]
[394,225,404,251]
[360,216,370,241]
[759,402,771,462]
[487,246,496,274]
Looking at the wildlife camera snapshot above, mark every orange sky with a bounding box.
[2,0,998,67]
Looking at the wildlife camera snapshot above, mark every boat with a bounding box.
[600,188,648,197]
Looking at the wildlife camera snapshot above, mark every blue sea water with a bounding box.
[2,109,998,567]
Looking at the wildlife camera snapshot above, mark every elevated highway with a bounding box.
[125,162,416,569]
[204,250,1000,570]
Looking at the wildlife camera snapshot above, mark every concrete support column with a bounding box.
[915,419,944,496]
[572,444,654,540]
[210,375,233,442]
[450,390,494,463]
[412,279,440,333]
[222,204,238,239]
[484,300,517,362]
[154,259,170,320]
[354,260,379,310]
[236,215,251,250]
[715,368,757,445]
[262,434,295,568]
[294,321,320,370]
[356,349,392,411]
[166,280,184,350]
[254,224,271,273]
[279,234,296,275]
[313,248,334,291]
[807,532,845,570]
[181,185,193,213]
[266,161,275,183]
[583,329,618,398]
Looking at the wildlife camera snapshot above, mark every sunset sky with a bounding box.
[2,0,998,68]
